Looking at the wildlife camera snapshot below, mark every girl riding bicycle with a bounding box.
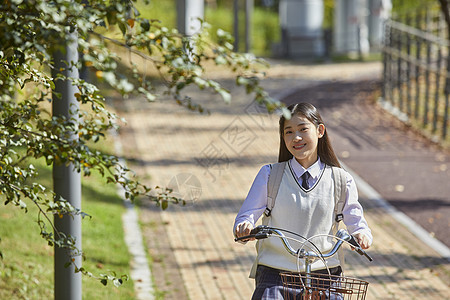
[234,103,372,299]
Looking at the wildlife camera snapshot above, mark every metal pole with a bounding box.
[244,0,253,53]
[381,20,388,101]
[389,25,394,105]
[424,42,431,127]
[176,0,187,35]
[397,29,404,111]
[414,12,422,119]
[424,9,431,127]
[433,47,442,133]
[52,29,82,300]
[233,0,239,51]
[443,55,450,140]
[406,15,412,116]
[387,21,394,104]
[444,92,449,139]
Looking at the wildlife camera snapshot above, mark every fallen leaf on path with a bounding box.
[341,151,350,158]
[394,185,404,192]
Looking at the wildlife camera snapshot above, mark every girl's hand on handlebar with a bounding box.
[353,233,370,250]
[235,221,255,242]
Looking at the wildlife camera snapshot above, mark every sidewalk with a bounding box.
[117,60,450,299]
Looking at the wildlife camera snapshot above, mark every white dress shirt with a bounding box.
[234,158,373,245]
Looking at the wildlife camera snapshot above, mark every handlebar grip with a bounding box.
[348,235,373,262]
[234,236,251,242]
[234,233,269,242]
[234,226,270,242]
[250,227,261,235]
[254,232,270,239]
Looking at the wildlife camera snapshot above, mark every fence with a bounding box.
[381,9,450,143]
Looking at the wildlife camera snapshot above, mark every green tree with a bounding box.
[0,0,285,286]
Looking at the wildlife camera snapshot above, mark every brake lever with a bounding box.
[348,235,373,262]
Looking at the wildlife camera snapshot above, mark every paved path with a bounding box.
[117,60,450,299]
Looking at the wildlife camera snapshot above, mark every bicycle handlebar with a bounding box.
[235,225,373,262]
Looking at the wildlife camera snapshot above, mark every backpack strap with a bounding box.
[255,161,286,277]
[264,161,286,217]
[332,166,347,225]
[331,166,348,272]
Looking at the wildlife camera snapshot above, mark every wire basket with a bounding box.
[280,272,369,300]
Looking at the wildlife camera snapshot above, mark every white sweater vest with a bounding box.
[256,163,340,273]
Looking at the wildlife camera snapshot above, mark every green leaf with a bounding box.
[113,278,123,287]
[236,76,249,86]
[118,22,127,35]
[161,200,168,210]
[218,89,231,103]
[214,56,227,65]
[281,107,292,119]
[140,19,150,31]
[18,200,27,210]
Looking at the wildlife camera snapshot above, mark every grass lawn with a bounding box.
[0,140,137,299]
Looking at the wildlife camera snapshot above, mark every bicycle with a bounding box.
[235,225,373,299]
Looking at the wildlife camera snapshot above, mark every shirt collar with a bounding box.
[289,157,324,180]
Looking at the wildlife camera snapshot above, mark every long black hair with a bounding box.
[278,103,341,167]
